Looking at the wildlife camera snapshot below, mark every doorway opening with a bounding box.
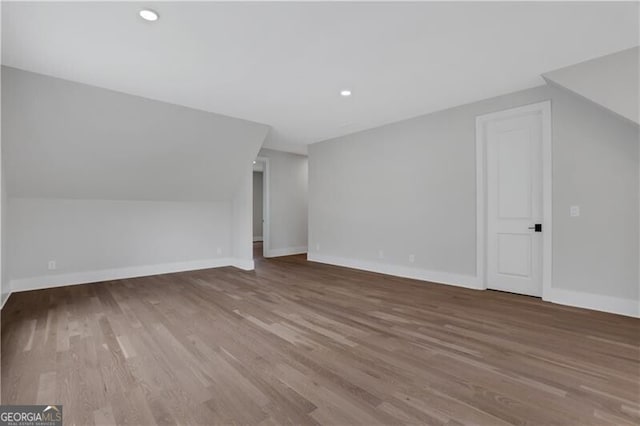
[253,157,269,260]
[476,101,552,298]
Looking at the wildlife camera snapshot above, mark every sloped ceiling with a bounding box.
[2,2,638,154]
[543,47,639,125]
[2,67,270,201]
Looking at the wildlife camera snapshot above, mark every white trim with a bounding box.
[1,291,11,309]
[231,258,255,271]
[308,254,481,290]
[8,258,250,293]
[255,156,270,258]
[541,101,553,301]
[475,116,485,289]
[265,246,308,258]
[475,100,553,299]
[548,288,639,318]
[308,256,638,318]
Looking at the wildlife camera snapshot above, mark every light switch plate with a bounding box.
[570,205,580,217]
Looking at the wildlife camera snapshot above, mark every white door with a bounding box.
[485,110,543,297]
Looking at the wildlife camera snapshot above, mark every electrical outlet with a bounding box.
[570,205,580,217]
[409,254,415,263]
[378,249,384,259]
[48,260,56,270]
[216,247,222,255]
[316,243,320,251]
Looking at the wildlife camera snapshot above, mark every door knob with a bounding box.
[528,224,542,232]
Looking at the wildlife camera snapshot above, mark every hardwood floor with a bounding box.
[2,249,639,425]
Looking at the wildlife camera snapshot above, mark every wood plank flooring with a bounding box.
[2,249,639,425]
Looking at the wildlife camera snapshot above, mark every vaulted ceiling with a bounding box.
[3,67,269,201]
[544,47,639,125]
[2,2,638,154]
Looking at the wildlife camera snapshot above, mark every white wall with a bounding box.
[253,172,264,240]
[8,198,234,291]
[309,84,639,316]
[258,148,308,257]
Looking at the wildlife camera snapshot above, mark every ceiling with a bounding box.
[544,47,639,125]
[3,67,269,201]
[3,1,638,155]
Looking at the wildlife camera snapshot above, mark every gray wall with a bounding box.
[1,168,6,305]
[253,172,264,240]
[0,61,6,306]
[9,199,232,286]
[258,148,308,256]
[231,168,254,267]
[2,67,267,290]
[2,66,269,201]
[309,84,639,303]
[551,87,638,300]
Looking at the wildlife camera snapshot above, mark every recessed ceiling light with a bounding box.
[253,161,256,164]
[139,9,159,22]
[340,90,352,97]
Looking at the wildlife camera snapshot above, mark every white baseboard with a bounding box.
[253,236,263,242]
[308,254,639,317]
[1,291,11,310]
[547,287,639,318]
[231,258,255,271]
[6,255,635,318]
[265,246,308,258]
[307,253,482,290]
[8,257,252,293]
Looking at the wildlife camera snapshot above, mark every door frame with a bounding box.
[255,156,270,258]
[475,101,552,299]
